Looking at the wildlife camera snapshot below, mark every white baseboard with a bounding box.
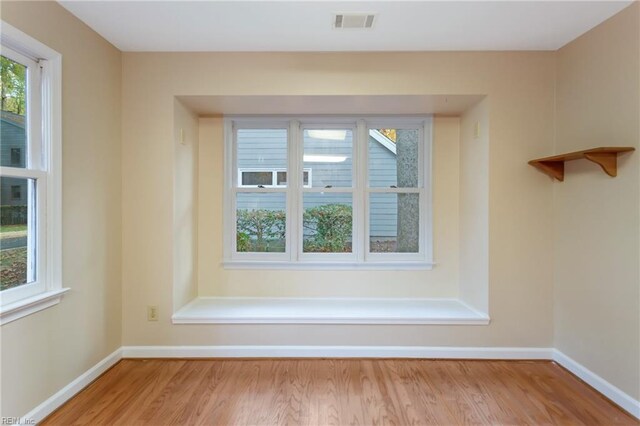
[21,348,122,424]
[121,345,553,359]
[552,349,640,419]
[18,346,639,422]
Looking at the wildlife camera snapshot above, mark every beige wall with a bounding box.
[0,1,122,418]
[554,3,640,399]
[196,115,461,299]
[173,99,199,310]
[460,98,490,313]
[122,51,556,347]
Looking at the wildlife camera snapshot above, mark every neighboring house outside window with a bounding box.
[0,22,64,325]
[224,117,433,269]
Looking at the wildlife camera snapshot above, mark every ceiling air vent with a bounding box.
[334,13,376,29]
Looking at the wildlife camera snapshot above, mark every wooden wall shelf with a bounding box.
[528,147,635,181]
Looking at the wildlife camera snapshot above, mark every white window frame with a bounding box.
[238,168,312,188]
[223,116,433,270]
[0,22,66,325]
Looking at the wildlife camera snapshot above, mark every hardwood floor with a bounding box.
[42,359,637,425]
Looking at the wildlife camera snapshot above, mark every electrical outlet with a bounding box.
[147,305,158,321]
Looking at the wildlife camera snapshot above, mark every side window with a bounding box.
[1,23,64,323]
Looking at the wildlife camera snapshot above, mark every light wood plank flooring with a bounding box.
[42,359,638,425]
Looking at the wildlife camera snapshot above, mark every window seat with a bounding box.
[172,297,489,325]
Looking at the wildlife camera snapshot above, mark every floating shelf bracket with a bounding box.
[528,147,635,181]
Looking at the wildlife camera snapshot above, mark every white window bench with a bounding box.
[172,297,489,325]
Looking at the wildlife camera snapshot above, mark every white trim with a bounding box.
[356,119,367,262]
[20,348,122,424]
[222,119,233,262]
[122,345,551,360]
[423,117,434,263]
[42,53,63,294]
[553,349,640,419]
[0,288,69,325]
[171,296,488,325]
[0,22,60,61]
[224,116,432,268]
[222,260,435,270]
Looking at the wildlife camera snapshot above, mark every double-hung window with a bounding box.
[1,23,63,323]
[224,117,432,269]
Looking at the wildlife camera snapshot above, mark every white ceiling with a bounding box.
[58,1,633,52]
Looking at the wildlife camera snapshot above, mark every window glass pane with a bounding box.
[303,129,352,188]
[276,171,287,186]
[1,177,34,290]
[236,129,287,185]
[1,56,28,168]
[241,171,273,187]
[303,193,352,253]
[369,193,419,253]
[276,170,310,187]
[236,192,286,253]
[369,129,419,188]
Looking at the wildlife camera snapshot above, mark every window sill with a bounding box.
[223,260,435,270]
[172,297,489,325]
[0,288,70,325]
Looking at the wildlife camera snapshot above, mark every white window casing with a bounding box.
[223,116,433,270]
[0,22,66,325]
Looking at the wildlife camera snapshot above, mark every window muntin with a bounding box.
[225,117,432,266]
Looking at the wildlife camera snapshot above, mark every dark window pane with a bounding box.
[10,148,21,166]
[275,170,310,187]
[242,171,273,186]
[276,171,287,186]
[10,185,21,200]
